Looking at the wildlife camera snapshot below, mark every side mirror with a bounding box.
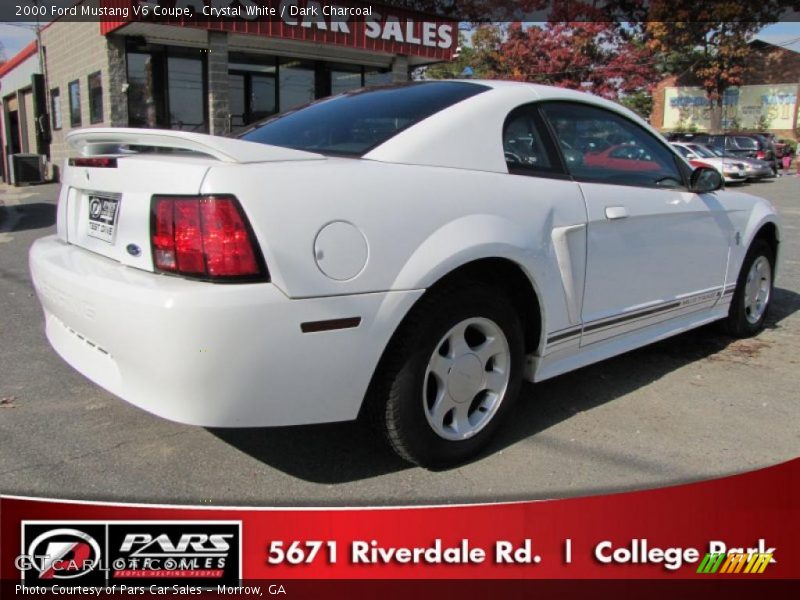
[690,166,723,193]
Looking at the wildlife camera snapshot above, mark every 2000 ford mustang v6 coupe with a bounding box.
[30,81,780,467]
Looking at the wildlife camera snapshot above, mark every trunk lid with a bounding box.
[60,128,323,270]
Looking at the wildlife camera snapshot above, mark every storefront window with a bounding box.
[127,52,162,128]
[365,68,392,87]
[88,71,103,124]
[279,60,315,112]
[330,67,362,95]
[229,73,246,128]
[228,57,278,130]
[68,80,81,127]
[126,44,206,132]
[251,76,276,121]
[167,56,205,132]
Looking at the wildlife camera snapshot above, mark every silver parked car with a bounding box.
[688,143,773,181]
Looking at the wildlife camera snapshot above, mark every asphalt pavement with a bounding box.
[1,175,798,505]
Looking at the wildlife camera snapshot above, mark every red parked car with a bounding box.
[583,143,663,172]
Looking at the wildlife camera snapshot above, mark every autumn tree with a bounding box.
[619,90,654,120]
[496,21,657,100]
[646,1,790,132]
[422,24,504,79]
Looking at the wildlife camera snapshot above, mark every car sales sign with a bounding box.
[99,1,457,61]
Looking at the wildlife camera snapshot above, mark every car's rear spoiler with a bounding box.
[66,128,323,164]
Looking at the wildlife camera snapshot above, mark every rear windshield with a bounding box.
[238,82,489,156]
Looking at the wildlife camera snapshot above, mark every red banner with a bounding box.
[2,459,798,596]
[97,1,458,62]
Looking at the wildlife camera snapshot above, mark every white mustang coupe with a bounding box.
[30,81,780,467]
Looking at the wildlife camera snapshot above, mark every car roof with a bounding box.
[453,79,642,113]
[366,80,657,173]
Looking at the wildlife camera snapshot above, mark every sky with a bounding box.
[0,23,38,58]
[1,20,799,62]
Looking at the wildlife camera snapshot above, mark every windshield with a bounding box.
[238,82,489,156]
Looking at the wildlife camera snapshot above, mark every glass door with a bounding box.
[167,56,205,132]
[279,60,316,112]
[228,60,278,131]
[250,75,276,123]
[229,73,246,129]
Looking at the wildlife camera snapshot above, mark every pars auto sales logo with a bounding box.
[18,526,105,586]
[16,521,241,589]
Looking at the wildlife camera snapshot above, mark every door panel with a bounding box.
[501,103,588,358]
[540,101,731,344]
[579,183,731,337]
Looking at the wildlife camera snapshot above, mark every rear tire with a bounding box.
[723,239,774,338]
[369,282,525,469]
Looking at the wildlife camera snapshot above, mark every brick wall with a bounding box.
[649,75,677,131]
[207,31,229,136]
[42,13,114,171]
[742,42,800,85]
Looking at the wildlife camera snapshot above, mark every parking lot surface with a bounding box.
[1,177,798,505]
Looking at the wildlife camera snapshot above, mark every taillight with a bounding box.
[69,157,118,168]
[756,150,766,160]
[151,195,267,281]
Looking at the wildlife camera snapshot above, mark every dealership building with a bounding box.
[0,0,456,182]
[650,40,800,138]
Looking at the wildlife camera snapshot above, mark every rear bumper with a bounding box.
[30,236,422,427]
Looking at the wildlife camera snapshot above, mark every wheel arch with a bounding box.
[752,220,779,257]
[387,214,549,353]
[744,215,781,277]
[361,255,545,422]
[420,257,544,355]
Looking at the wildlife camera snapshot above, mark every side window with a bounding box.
[734,136,757,150]
[502,105,562,177]
[541,102,683,188]
[68,80,81,128]
[51,88,62,131]
[88,71,103,124]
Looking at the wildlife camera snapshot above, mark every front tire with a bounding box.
[370,282,525,468]
[724,239,774,338]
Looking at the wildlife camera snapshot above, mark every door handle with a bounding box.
[605,206,629,220]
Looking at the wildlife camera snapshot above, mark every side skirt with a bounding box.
[526,301,731,383]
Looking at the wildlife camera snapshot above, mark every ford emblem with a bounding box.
[126,244,142,257]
